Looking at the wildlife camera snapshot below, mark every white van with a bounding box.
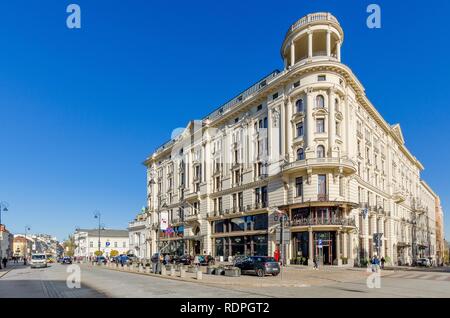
[30,253,48,268]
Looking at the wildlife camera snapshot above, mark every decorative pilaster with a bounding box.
[328,87,336,156]
[305,88,314,156]
[308,31,313,58]
[290,41,295,67]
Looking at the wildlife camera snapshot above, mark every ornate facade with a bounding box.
[143,13,442,266]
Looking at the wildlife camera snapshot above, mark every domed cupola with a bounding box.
[281,12,344,69]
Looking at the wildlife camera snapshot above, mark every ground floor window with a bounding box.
[214,234,268,258]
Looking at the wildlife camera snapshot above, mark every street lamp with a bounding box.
[0,201,9,226]
[94,211,102,256]
[24,226,31,265]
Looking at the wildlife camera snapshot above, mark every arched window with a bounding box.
[317,145,325,158]
[335,98,339,112]
[296,99,304,113]
[297,148,304,161]
[316,95,325,108]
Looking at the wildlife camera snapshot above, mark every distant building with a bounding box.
[0,225,13,259]
[12,235,32,258]
[128,209,151,260]
[73,229,129,258]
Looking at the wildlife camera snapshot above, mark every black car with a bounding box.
[173,254,192,265]
[234,256,280,277]
[61,257,72,264]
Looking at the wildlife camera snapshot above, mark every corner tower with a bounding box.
[281,12,344,69]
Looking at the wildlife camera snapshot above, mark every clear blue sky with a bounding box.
[0,0,449,242]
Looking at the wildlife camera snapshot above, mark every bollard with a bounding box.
[180,267,186,278]
[146,266,151,274]
[139,265,144,273]
[196,268,202,280]
[170,267,176,276]
[161,266,167,276]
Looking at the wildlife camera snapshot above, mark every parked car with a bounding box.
[96,256,107,264]
[30,253,48,269]
[61,256,72,264]
[416,258,431,267]
[234,256,280,277]
[197,255,215,266]
[115,254,131,265]
[173,254,192,265]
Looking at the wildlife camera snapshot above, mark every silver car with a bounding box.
[30,253,48,268]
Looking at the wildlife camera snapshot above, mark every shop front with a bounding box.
[292,231,337,265]
[211,213,269,258]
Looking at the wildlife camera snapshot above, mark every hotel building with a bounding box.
[143,12,443,266]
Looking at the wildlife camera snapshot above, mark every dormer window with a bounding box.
[316,95,325,108]
[317,145,325,158]
[296,99,304,113]
[297,148,305,161]
[257,104,263,111]
[318,75,326,82]
[272,92,279,100]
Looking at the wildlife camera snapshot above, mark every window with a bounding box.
[114,242,118,248]
[272,92,279,100]
[296,122,304,137]
[257,104,262,111]
[90,241,94,248]
[295,177,303,197]
[316,118,325,133]
[335,98,340,112]
[296,99,304,113]
[318,75,326,82]
[293,81,300,88]
[318,174,327,195]
[297,148,304,161]
[336,121,341,137]
[316,95,325,108]
[339,176,344,196]
[317,145,325,158]
[123,242,126,248]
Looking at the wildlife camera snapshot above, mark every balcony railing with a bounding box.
[282,157,357,173]
[291,216,356,227]
[287,13,339,38]
[317,194,329,202]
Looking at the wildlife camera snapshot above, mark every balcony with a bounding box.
[392,190,406,203]
[286,12,339,38]
[291,216,356,227]
[282,157,357,175]
[128,220,147,231]
[317,194,329,202]
[185,213,200,222]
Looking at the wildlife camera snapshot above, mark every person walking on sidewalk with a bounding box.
[2,257,7,269]
[380,257,386,269]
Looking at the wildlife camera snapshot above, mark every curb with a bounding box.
[0,269,12,279]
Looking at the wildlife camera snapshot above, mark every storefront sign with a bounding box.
[160,211,169,230]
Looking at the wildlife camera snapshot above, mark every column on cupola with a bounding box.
[290,41,295,67]
[326,30,331,57]
[308,31,313,58]
[336,41,341,62]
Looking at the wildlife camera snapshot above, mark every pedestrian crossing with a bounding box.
[384,271,450,281]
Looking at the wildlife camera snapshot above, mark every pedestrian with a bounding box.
[313,256,318,270]
[380,257,385,269]
[164,254,170,265]
[2,257,7,268]
[193,255,200,267]
[274,247,280,263]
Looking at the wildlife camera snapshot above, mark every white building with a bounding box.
[73,229,129,258]
[128,209,151,261]
[143,12,442,267]
[0,225,13,260]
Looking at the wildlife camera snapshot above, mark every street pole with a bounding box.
[94,211,102,259]
[24,226,30,265]
[0,201,9,226]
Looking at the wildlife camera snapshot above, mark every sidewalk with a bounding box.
[84,263,371,289]
[0,262,26,278]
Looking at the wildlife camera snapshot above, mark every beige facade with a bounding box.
[143,12,442,266]
[435,197,445,265]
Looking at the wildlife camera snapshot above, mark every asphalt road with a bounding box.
[0,262,449,298]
